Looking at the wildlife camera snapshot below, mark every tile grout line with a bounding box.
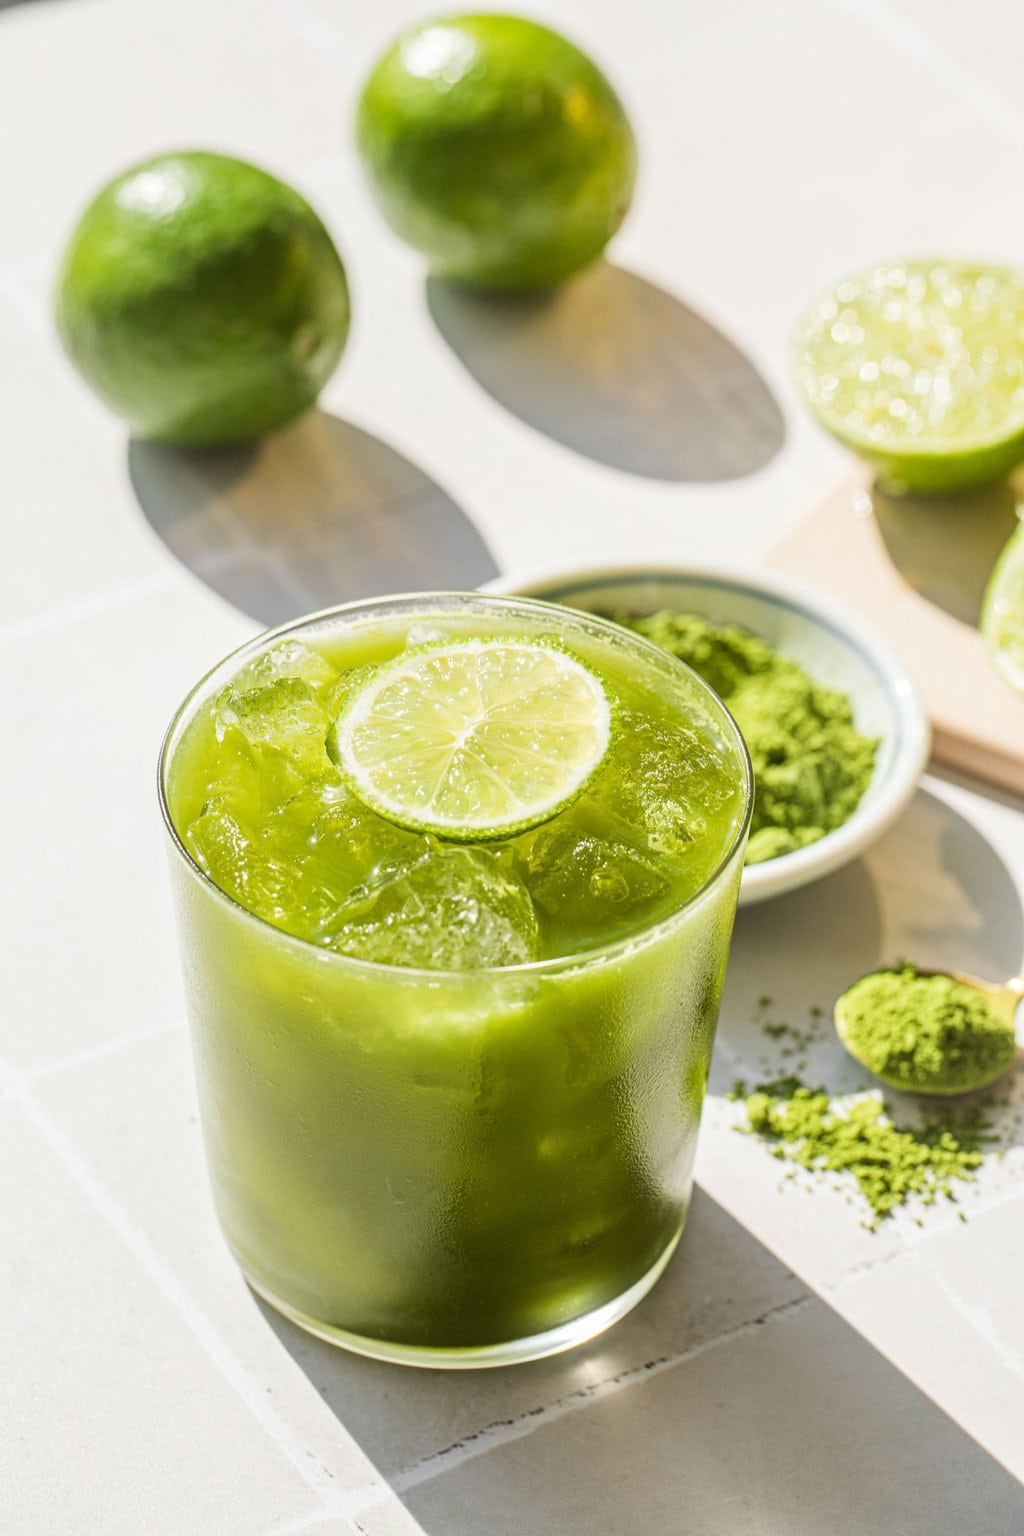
[264,1512,354,1536]
[905,1241,1024,1387]
[10,1075,355,1521]
[0,568,180,650]
[819,1178,1024,1299]
[25,1014,187,1080]
[346,1293,814,1517]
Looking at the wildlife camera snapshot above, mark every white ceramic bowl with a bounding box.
[486,564,931,905]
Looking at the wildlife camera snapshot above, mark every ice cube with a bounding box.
[406,623,446,647]
[230,638,340,698]
[591,710,734,861]
[328,844,539,970]
[202,720,305,821]
[310,797,431,915]
[184,804,295,925]
[187,791,370,941]
[323,664,381,740]
[216,677,334,781]
[522,826,670,943]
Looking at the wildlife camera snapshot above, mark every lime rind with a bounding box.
[793,260,1024,493]
[54,150,350,447]
[333,638,615,840]
[982,522,1024,696]
[355,15,636,290]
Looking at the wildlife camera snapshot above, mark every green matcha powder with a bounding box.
[732,980,1017,1227]
[838,962,1016,1093]
[617,610,878,864]
[738,1077,984,1229]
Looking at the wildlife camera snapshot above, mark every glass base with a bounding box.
[241,1232,682,1369]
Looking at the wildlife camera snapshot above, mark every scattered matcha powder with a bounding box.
[729,992,1012,1228]
[735,1079,984,1229]
[616,610,878,864]
[837,962,1017,1093]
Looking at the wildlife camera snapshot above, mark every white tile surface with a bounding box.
[291,0,787,72]
[0,0,357,293]
[3,0,1024,1528]
[2,578,252,1069]
[914,1196,1024,1381]
[0,1101,326,1535]
[632,0,1024,353]
[391,1298,1024,1535]
[0,296,174,628]
[879,0,1024,145]
[835,1249,1024,1480]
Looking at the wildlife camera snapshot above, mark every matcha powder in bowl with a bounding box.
[618,610,878,865]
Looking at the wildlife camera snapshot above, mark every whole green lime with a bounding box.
[54,151,351,447]
[356,14,637,289]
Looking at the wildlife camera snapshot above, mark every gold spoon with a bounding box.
[834,966,1023,1096]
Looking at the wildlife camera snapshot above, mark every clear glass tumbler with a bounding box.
[159,593,751,1367]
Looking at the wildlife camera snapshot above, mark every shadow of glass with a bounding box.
[238,787,1024,1529]
[870,476,1021,627]
[427,263,785,482]
[713,856,885,1097]
[129,410,498,626]
[861,782,1024,984]
[253,1188,1024,1533]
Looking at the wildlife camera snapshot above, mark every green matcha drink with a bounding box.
[160,594,751,1366]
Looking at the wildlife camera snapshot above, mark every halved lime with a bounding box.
[793,260,1024,493]
[982,520,1024,695]
[333,639,612,839]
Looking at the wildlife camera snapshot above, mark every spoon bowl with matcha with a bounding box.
[835,962,1022,1096]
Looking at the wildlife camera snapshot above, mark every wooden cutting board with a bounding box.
[760,468,1024,796]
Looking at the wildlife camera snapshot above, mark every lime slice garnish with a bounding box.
[982,521,1024,695]
[793,261,1024,493]
[333,639,613,840]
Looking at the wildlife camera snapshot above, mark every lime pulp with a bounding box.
[793,260,1024,493]
[332,638,614,840]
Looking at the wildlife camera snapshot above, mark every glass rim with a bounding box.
[158,591,754,981]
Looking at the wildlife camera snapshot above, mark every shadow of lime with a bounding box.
[129,409,498,625]
[870,475,1022,628]
[427,263,785,482]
